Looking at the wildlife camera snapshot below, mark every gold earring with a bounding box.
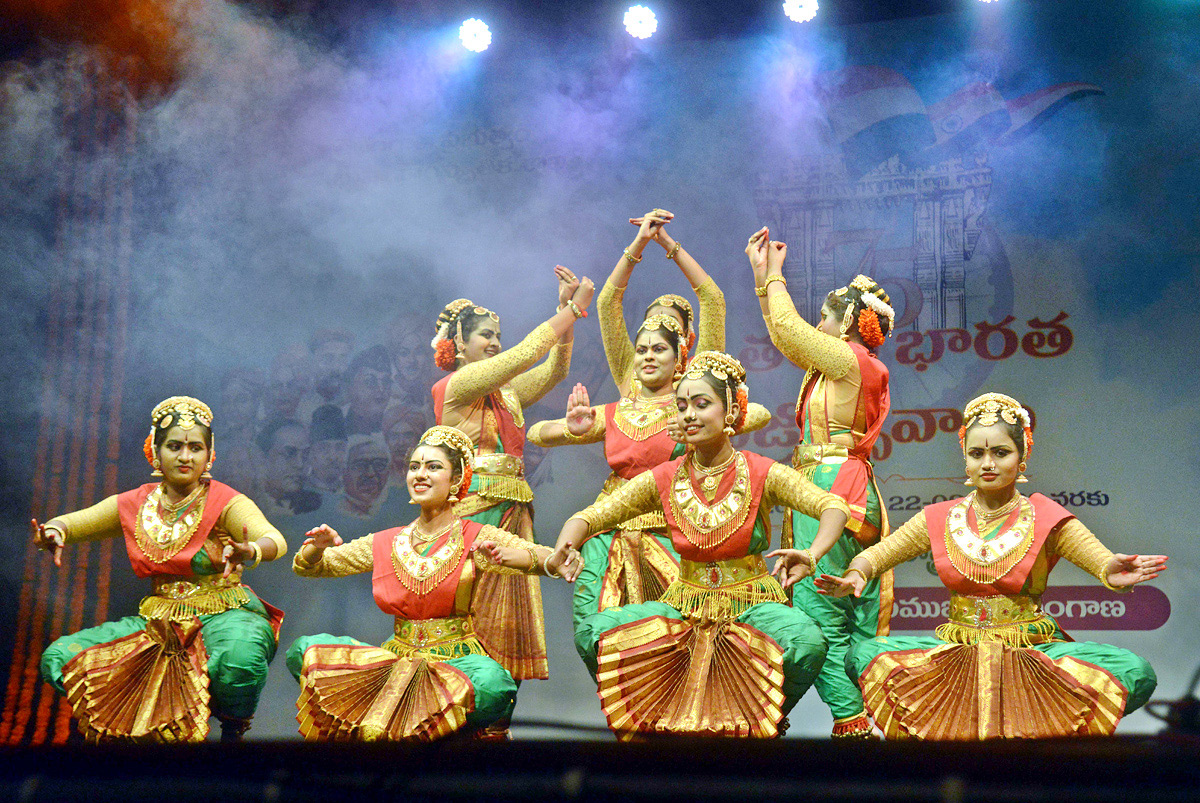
[449,482,461,501]
[151,457,163,478]
[723,413,736,436]
[1017,462,1029,484]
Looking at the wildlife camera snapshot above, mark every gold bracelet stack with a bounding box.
[566,300,585,318]
[623,248,642,264]
[247,541,263,569]
[755,275,787,297]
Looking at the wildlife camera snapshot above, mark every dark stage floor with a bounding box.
[1,734,1198,802]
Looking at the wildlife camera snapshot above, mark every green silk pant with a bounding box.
[41,597,278,721]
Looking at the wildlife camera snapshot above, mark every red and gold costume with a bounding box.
[847,491,1158,739]
[572,448,850,738]
[288,517,549,740]
[40,481,286,742]
[431,302,571,679]
[762,274,893,734]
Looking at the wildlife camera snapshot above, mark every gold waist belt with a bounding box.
[791,442,850,469]
[597,474,666,531]
[474,452,524,478]
[140,574,251,623]
[472,453,533,503]
[936,593,1058,648]
[662,555,786,623]
[678,555,770,589]
[391,616,474,649]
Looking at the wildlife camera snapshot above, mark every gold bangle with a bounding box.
[540,549,556,577]
[623,248,642,264]
[566,300,585,319]
[665,242,681,260]
[754,284,769,297]
[844,567,868,582]
[799,549,816,569]
[247,540,263,570]
[763,275,787,292]
[524,545,540,573]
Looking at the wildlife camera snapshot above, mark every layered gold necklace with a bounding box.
[943,492,1036,585]
[668,452,751,551]
[134,484,208,563]
[614,382,676,441]
[391,519,465,596]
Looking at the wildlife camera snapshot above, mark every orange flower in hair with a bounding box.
[685,331,696,355]
[143,432,155,466]
[434,338,458,371]
[858,307,885,348]
[734,386,749,432]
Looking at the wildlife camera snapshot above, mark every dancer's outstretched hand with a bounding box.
[566,383,595,436]
[746,227,769,285]
[767,548,815,589]
[815,572,864,598]
[303,524,343,550]
[555,265,580,308]
[31,518,63,567]
[222,525,256,577]
[1105,553,1168,590]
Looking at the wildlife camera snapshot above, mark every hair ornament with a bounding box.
[151,397,213,431]
[960,392,1035,458]
[650,293,694,331]
[639,313,685,339]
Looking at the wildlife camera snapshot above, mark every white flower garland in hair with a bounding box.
[1015,406,1032,428]
[859,290,894,321]
[430,322,450,349]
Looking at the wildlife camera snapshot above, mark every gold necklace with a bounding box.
[691,450,737,495]
[971,491,1021,522]
[412,518,456,544]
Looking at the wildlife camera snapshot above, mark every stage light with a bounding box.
[782,0,818,23]
[459,18,491,52]
[624,5,658,39]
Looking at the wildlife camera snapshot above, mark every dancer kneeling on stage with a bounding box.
[36,396,287,742]
[287,425,577,741]
[815,392,1166,739]
[548,352,850,739]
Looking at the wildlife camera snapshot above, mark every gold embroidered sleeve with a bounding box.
[694,276,726,354]
[742,402,772,434]
[573,470,661,535]
[763,463,852,521]
[445,322,559,406]
[54,496,122,544]
[292,533,375,578]
[1048,518,1115,585]
[219,495,288,557]
[597,279,635,390]
[511,340,572,407]
[472,524,550,576]
[527,410,606,447]
[765,291,855,379]
[857,515,932,579]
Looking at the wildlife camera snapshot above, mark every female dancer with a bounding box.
[816,393,1165,739]
[287,426,575,741]
[599,209,725,396]
[528,314,688,640]
[748,229,894,737]
[34,396,287,741]
[548,352,851,738]
[430,267,593,679]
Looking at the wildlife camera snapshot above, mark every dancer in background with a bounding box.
[816,393,1164,739]
[748,228,894,738]
[548,352,849,739]
[528,314,688,651]
[34,396,287,741]
[429,267,592,680]
[288,426,575,741]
